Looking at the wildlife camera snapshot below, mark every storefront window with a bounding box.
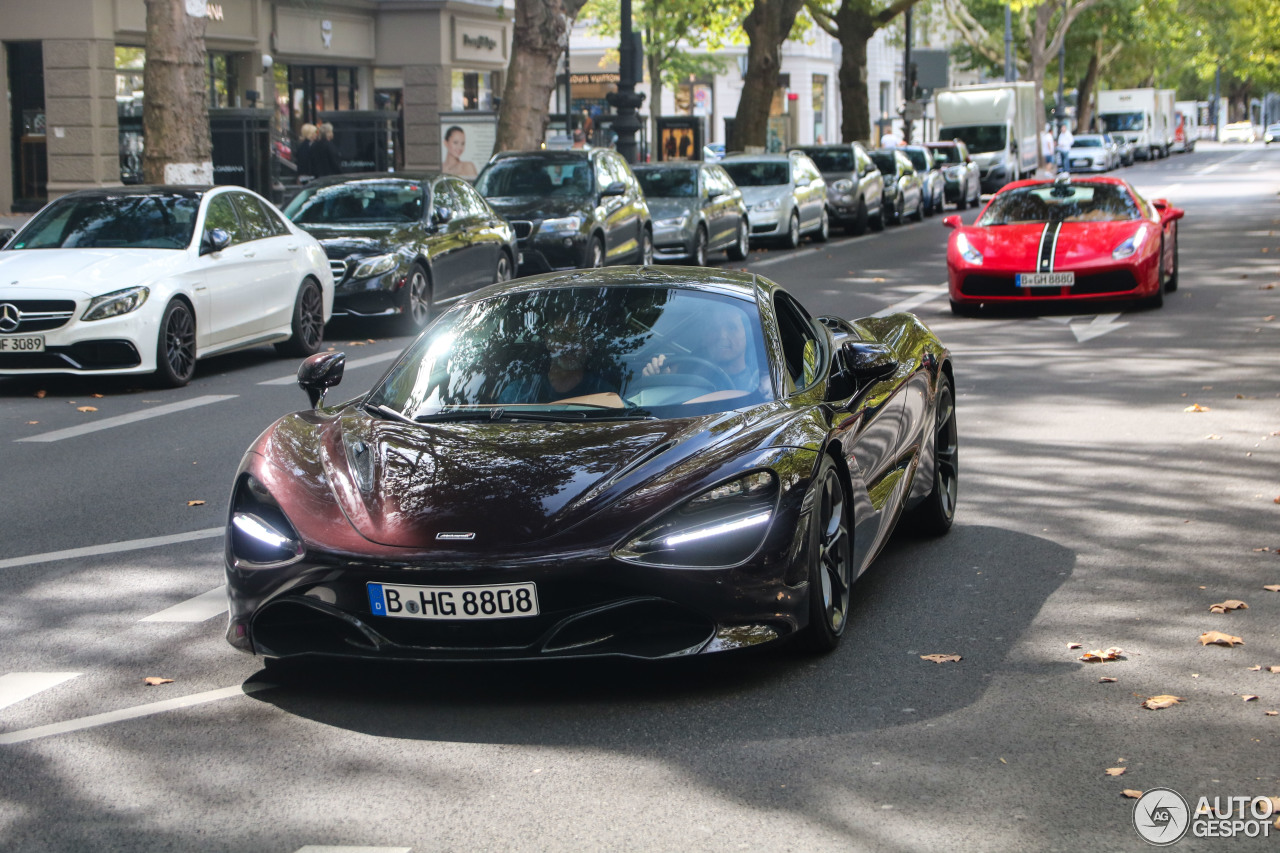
[451,70,499,111]
[287,65,359,127]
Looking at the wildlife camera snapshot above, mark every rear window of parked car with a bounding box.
[721,162,790,187]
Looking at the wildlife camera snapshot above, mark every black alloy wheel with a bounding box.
[851,199,869,235]
[913,193,925,222]
[784,211,801,248]
[396,263,432,334]
[586,236,606,269]
[908,373,959,535]
[1145,240,1167,310]
[886,194,900,225]
[155,299,197,387]
[796,455,853,652]
[276,280,324,357]
[641,228,654,265]
[726,218,749,260]
[813,207,830,242]
[494,251,513,283]
[869,202,886,232]
[691,225,708,266]
[1165,229,1179,292]
[956,186,968,211]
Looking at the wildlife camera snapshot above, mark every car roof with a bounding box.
[57,186,208,200]
[454,265,768,309]
[632,162,702,170]
[489,150,594,162]
[994,175,1131,193]
[720,152,795,163]
[301,172,443,186]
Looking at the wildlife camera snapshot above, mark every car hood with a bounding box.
[960,220,1145,268]
[296,224,410,259]
[483,196,592,221]
[648,198,697,220]
[257,404,790,553]
[0,248,189,297]
[737,186,791,206]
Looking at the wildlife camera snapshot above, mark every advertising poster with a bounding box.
[439,113,497,180]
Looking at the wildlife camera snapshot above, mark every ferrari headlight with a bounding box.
[540,215,582,233]
[955,232,984,265]
[655,215,687,229]
[82,286,150,321]
[614,471,777,568]
[752,198,781,212]
[1112,226,1148,259]
[228,474,304,568]
[352,253,399,280]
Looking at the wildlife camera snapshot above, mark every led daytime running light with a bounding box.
[233,512,297,552]
[663,510,773,547]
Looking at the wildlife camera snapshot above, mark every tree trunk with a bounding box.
[495,0,589,153]
[142,0,212,185]
[735,0,805,151]
[836,8,875,143]
[1027,3,1052,170]
[648,50,663,156]
[1075,39,1101,134]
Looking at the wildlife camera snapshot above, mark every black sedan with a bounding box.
[223,267,957,666]
[283,173,516,334]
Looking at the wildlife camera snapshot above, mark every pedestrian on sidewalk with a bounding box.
[1056,123,1075,172]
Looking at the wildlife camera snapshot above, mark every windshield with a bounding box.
[475,158,595,198]
[8,194,199,250]
[1073,137,1104,148]
[979,183,1142,225]
[927,146,962,165]
[937,125,1007,154]
[367,286,774,420]
[721,162,789,187]
[868,151,899,176]
[634,167,698,198]
[904,149,931,171]
[1100,112,1145,132]
[796,148,854,173]
[284,180,426,224]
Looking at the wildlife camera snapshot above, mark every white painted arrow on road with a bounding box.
[1069,313,1128,342]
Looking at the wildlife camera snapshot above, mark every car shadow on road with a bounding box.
[246,524,1074,746]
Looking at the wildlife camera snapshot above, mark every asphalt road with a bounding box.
[2,143,1279,852]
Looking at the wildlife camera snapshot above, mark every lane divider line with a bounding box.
[0,682,274,745]
[873,284,948,317]
[17,395,238,443]
[260,350,400,386]
[139,586,228,623]
[0,528,223,571]
[0,673,81,713]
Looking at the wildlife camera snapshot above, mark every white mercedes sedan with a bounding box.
[0,185,333,387]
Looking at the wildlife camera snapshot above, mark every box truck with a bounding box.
[935,82,1039,194]
[1173,100,1200,153]
[1098,88,1175,160]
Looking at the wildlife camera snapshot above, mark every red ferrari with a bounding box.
[943,175,1184,314]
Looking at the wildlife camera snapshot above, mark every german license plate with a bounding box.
[1016,272,1074,288]
[0,335,44,353]
[367,581,539,620]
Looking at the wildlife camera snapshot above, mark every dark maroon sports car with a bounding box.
[224,267,957,666]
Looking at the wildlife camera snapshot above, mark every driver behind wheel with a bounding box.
[497,315,615,404]
[642,301,770,395]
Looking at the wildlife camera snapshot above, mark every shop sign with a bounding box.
[453,20,507,63]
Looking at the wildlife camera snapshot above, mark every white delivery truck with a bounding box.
[935,82,1039,194]
[1173,100,1199,153]
[1098,88,1175,160]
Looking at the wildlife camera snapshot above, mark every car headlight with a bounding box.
[82,286,150,322]
[752,198,781,212]
[655,215,687,229]
[613,471,777,568]
[832,179,854,193]
[228,474,304,568]
[955,232,984,265]
[351,253,399,280]
[540,215,582,233]
[1112,225,1148,260]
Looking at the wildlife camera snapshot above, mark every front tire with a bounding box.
[726,217,750,261]
[154,299,196,388]
[783,212,801,249]
[493,250,513,284]
[907,373,958,535]
[794,455,853,653]
[584,236,605,269]
[395,263,432,334]
[275,279,325,357]
[812,207,830,242]
[640,228,654,265]
[1165,229,1179,292]
[850,199,869,235]
[690,225,708,266]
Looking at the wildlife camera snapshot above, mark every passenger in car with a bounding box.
[642,302,769,395]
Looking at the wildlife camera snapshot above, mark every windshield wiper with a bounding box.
[363,402,417,425]
[414,407,590,423]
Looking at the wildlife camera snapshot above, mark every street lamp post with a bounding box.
[606,0,645,164]
[1056,15,1065,132]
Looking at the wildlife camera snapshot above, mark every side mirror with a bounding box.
[942,215,962,229]
[200,228,231,256]
[297,351,345,408]
[600,181,627,197]
[431,206,452,226]
[827,341,898,401]
[0,226,15,247]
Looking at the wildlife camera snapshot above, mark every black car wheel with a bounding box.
[275,279,325,357]
[726,218,749,260]
[1165,229,1179,292]
[869,203,886,232]
[155,299,197,387]
[955,185,968,211]
[784,212,801,249]
[691,225,708,266]
[913,193,925,222]
[887,193,902,225]
[493,251,513,284]
[851,199,869,235]
[795,455,852,652]
[584,236,605,268]
[908,373,958,535]
[396,263,432,334]
[813,207,830,243]
[641,228,654,265]
[1144,240,1167,310]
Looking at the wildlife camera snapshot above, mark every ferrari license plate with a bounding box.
[367,581,539,620]
[1016,272,1074,288]
[0,335,45,353]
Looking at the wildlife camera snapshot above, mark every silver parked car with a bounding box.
[869,149,924,225]
[789,142,885,234]
[902,145,946,216]
[720,151,829,248]
[1102,133,1135,166]
[633,162,750,265]
[1065,134,1115,172]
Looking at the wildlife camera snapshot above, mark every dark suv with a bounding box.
[476,149,652,273]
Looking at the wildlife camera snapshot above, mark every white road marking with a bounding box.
[0,528,222,571]
[139,586,227,622]
[259,350,401,386]
[17,395,238,443]
[746,249,821,269]
[1197,151,1252,175]
[1070,313,1128,342]
[0,682,274,745]
[0,673,81,713]
[872,284,948,317]
[294,848,413,853]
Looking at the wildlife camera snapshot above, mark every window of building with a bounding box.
[451,70,499,111]
[812,74,827,143]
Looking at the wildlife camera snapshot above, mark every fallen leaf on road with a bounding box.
[1122,790,1143,799]
[1270,666,1280,674]
[26,421,37,425]
[920,654,961,663]
[1184,403,1210,412]
[92,393,104,398]
[75,406,97,412]
[1267,711,1278,716]
[1105,767,1126,776]
[347,341,367,346]
[1081,647,1125,662]
[1066,642,1082,649]
[144,677,174,686]
[1250,665,1263,671]
[1242,695,1259,702]
[1200,631,1244,647]
[1142,695,1184,710]
[34,390,46,398]
[1266,315,1276,322]
[1265,585,1280,592]
[1237,394,1258,399]
[1209,600,1248,613]
[1204,434,1223,440]
[187,500,206,507]
[1100,676,1118,683]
